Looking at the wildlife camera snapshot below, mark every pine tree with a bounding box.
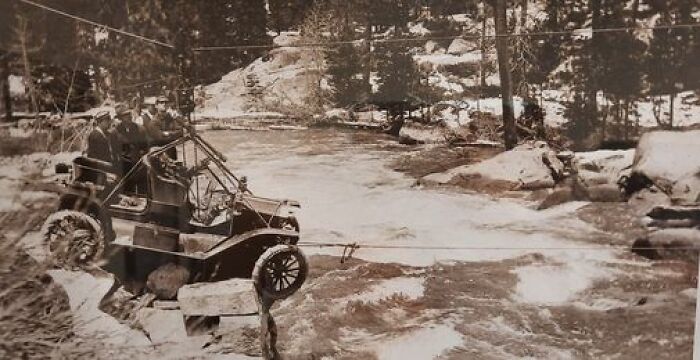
[645,0,698,128]
[326,38,368,108]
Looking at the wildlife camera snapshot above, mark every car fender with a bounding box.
[204,227,299,258]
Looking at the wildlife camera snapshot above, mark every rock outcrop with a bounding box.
[422,141,563,192]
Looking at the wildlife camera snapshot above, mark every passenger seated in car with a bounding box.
[86,111,114,163]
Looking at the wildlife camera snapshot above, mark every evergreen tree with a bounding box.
[373,37,419,111]
[644,0,698,128]
[269,0,315,32]
[326,35,368,107]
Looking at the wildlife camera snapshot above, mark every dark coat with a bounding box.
[86,128,114,164]
[116,121,147,161]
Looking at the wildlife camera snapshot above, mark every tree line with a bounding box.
[1,0,699,146]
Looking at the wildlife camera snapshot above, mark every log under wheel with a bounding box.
[253,245,308,301]
[41,210,104,270]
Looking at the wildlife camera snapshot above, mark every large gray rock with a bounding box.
[137,308,188,343]
[178,279,258,316]
[632,130,700,204]
[447,38,471,54]
[632,228,700,263]
[422,142,563,191]
[574,149,634,185]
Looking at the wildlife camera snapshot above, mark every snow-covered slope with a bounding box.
[197,32,321,119]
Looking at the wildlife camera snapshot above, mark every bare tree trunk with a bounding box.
[493,0,517,149]
[623,99,630,141]
[18,17,39,120]
[669,92,675,129]
[479,1,487,91]
[1,52,11,123]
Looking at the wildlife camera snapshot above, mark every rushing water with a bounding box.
[204,129,617,274]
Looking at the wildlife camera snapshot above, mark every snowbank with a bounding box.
[632,130,700,204]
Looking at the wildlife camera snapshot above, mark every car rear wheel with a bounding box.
[253,245,308,301]
[41,210,104,269]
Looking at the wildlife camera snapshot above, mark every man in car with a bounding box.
[86,111,114,165]
[114,103,148,193]
[145,96,182,159]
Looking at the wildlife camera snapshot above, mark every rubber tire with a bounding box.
[252,245,308,301]
[41,210,104,269]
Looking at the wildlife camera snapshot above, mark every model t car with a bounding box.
[41,127,307,300]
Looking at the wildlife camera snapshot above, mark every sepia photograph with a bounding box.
[0,0,699,359]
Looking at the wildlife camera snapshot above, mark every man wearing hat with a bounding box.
[115,104,147,165]
[113,103,147,193]
[86,111,115,165]
[145,95,182,158]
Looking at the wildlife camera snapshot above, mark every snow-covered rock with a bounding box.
[399,123,448,144]
[575,149,634,185]
[198,32,319,119]
[325,108,350,121]
[447,38,471,54]
[422,142,563,190]
[424,40,440,54]
[632,130,700,204]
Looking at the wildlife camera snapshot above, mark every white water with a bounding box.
[206,129,618,306]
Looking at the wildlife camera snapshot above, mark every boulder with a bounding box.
[670,173,700,205]
[137,308,188,343]
[631,130,700,203]
[424,40,440,54]
[632,228,700,263]
[447,38,471,54]
[146,263,191,300]
[577,169,611,187]
[399,123,448,145]
[586,184,625,203]
[422,142,563,191]
[575,149,634,184]
[178,279,258,316]
[628,187,672,216]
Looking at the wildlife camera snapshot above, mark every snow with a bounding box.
[632,130,700,199]
[9,75,25,96]
[47,270,151,346]
[423,142,562,190]
[375,324,463,360]
[198,32,320,119]
[575,149,635,183]
[414,51,485,66]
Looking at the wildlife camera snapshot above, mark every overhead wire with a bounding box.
[17,0,174,49]
[16,0,700,53]
[296,241,700,252]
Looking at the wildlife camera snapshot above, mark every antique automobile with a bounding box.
[41,127,307,300]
